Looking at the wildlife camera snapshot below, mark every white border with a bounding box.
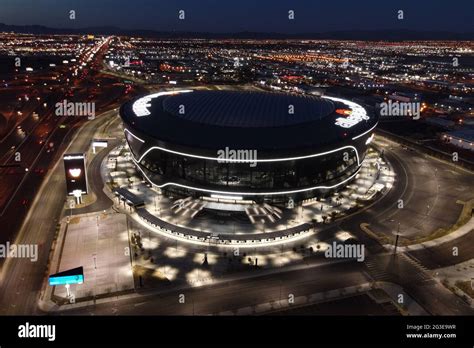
[124,128,145,143]
[124,128,366,166]
[352,123,378,140]
[132,89,193,117]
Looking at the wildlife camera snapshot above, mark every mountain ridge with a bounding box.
[0,23,472,40]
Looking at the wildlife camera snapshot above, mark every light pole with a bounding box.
[394,223,400,255]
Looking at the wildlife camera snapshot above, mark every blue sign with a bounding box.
[49,266,84,286]
[49,274,84,286]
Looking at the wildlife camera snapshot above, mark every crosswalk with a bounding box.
[365,256,392,281]
[364,253,435,286]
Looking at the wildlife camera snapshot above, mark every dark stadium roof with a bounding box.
[120,90,377,154]
[161,91,335,128]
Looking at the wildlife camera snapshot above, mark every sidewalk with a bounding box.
[374,281,428,315]
[215,281,427,316]
[216,282,374,315]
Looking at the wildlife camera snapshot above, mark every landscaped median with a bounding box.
[361,198,474,251]
[408,198,474,246]
[442,279,474,308]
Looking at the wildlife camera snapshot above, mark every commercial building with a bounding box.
[120,90,377,204]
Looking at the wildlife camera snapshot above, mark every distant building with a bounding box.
[425,117,455,129]
[441,129,474,151]
[388,91,421,103]
[434,98,473,114]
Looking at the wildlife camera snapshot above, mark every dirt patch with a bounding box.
[455,280,474,299]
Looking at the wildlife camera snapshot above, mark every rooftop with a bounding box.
[162,91,335,128]
[120,90,377,153]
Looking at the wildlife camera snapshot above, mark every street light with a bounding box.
[394,222,400,255]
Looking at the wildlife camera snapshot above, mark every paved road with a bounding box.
[63,261,369,315]
[364,253,473,315]
[65,119,121,216]
[407,230,474,269]
[0,42,134,242]
[341,137,473,264]
[60,248,473,316]
[0,111,117,315]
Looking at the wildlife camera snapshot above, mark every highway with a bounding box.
[0,37,146,315]
[0,109,121,314]
[0,36,135,240]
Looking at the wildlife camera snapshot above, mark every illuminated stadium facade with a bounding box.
[120,90,378,205]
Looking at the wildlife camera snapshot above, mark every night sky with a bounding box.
[0,0,473,33]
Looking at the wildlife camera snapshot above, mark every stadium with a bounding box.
[119,89,378,205]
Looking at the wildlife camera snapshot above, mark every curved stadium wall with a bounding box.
[120,90,377,204]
